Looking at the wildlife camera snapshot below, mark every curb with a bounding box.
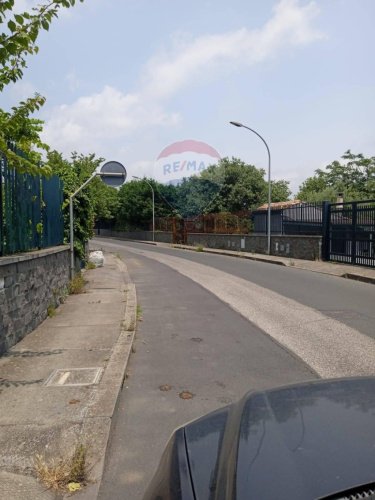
[70,255,137,500]
[342,273,375,285]
[171,244,287,266]
[171,244,375,284]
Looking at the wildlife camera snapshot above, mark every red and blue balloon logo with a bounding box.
[154,139,221,185]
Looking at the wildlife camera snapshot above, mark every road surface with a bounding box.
[97,239,375,499]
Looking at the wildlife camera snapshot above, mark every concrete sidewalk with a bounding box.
[0,253,136,499]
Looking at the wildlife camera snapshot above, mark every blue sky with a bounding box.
[2,0,375,194]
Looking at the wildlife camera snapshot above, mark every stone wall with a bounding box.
[95,230,322,261]
[0,246,70,355]
[96,229,173,244]
[187,234,322,261]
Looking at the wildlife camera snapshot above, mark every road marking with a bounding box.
[57,371,70,385]
[101,241,375,378]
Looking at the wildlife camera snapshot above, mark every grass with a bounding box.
[195,245,204,252]
[47,305,56,317]
[85,261,96,270]
[34,443,87,492]
[68,272,86,294]
[136,304,143,321]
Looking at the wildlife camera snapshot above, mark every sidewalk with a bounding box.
[0,253,136,499]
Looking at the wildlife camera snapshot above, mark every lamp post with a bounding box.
[132,176,155,242]
[229,121,272,255]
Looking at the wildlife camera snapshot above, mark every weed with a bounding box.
[136,304,143,320]
[195,245,204,252]
[289,259,295,267]
[34,443,87,492]
[47,305,56,318]
[85,261,96,270]
[68,272,86,294]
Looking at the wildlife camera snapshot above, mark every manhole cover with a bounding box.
[45,368,103,387]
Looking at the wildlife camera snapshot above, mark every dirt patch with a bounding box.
[179,391,194,400]
[159,384,172,392]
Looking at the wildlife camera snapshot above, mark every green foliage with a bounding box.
[90,175,120,223]
[116,178,173,230]
[115,158,291,228]
[297,151,375,202]
[173,157,290,216]
[0,0,84,90]
[0,94,51,175]
[271,179,292,203]
[47,304,56,317]
[48,151,103,261]
[0,0,84,175]
[68,272,86,294]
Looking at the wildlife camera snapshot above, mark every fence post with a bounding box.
[321,201,330,261]
[351,201,358,265]
[0,153,3,256]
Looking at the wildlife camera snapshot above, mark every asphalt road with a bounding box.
[97,243,317,500]
[97,239,375,499]
[98,238,375,339]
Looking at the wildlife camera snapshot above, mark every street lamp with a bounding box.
[229,121,272,255]
[132,176,155,242]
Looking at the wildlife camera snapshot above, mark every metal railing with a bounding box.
[253,202,324,235]
[0,148,64,256]
[327,200,375,267]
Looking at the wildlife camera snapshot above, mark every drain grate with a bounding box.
[45,367,103,387]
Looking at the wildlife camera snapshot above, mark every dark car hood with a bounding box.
[186,377,375,500]
[144,377,375,500]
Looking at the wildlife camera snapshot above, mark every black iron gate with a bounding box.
[325,200,375,268]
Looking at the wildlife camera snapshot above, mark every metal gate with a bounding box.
[326,200,375,268]
[172,217,186,244]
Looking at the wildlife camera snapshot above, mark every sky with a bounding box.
[1,0,375,194]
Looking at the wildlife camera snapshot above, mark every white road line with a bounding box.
[57,371,70,385]
[100,241,375,378]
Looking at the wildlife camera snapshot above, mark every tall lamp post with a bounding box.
[133,176,155,242]
[229,121,272,255]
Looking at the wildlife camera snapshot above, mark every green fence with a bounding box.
[0,148,64,256]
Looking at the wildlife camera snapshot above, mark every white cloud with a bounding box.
[65,72,82,92]
[43,86,180,155]
[43,0,323,157]
[8,80,37,101]
[142,0,322,100]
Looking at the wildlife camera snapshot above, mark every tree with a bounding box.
[114,158,292,229]
[270,179,291,203]
[172,175,220,217]
[197,157,291,212]
[297,151,375,202]
[90,178,120,225]
[0,0,84,174]
[0,94,51,175]
[48,150,107,261]
[116,179,175,230]
[0,0,83,90]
